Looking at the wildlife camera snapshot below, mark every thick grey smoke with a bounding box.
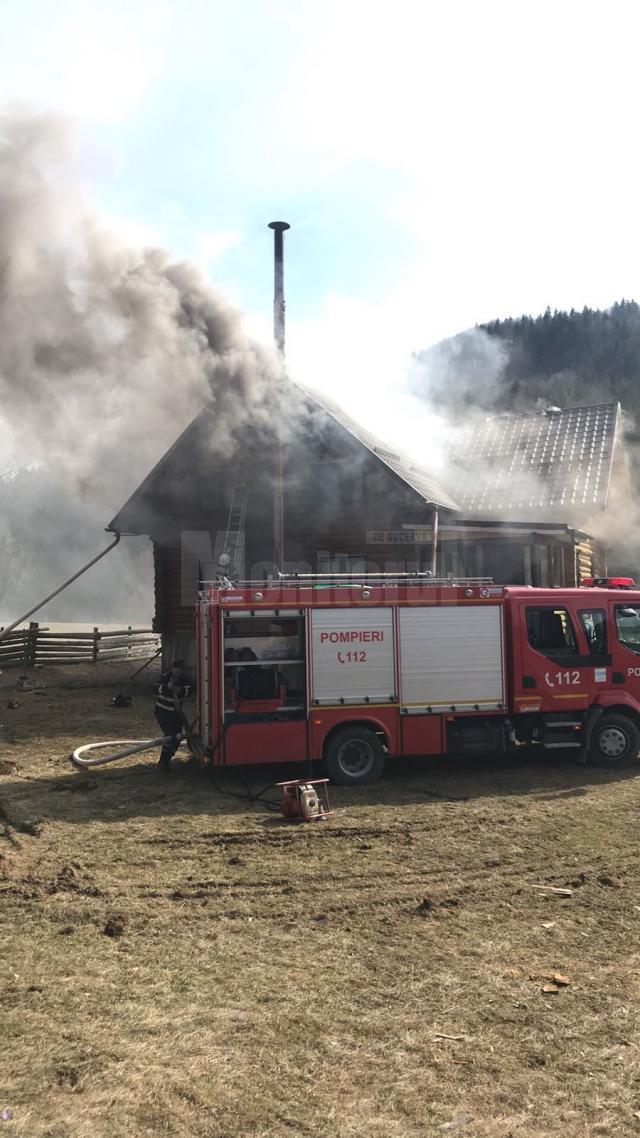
[0,107,286,621]
[412,328,640,574]
[409,327,509,417]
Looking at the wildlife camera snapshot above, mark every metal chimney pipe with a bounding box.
[267,222,290,573]
[268,221,290,356]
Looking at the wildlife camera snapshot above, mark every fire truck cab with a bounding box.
[195,575,640,784]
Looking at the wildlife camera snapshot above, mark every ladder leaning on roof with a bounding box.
[219,484,248,577]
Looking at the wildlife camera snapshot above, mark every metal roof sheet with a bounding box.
[447,402,620,516]
[303,390,459,511]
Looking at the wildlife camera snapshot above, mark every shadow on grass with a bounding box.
[1,747,639,829]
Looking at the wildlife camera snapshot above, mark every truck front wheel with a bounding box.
[589,712,640,768]
[324,727,387,786]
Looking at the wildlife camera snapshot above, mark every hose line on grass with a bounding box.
[70,737,281,811]
[70,735,187,768]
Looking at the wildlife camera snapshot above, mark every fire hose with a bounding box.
[71,694,205,770]
[71,735,188,768]
[70,733,283,814]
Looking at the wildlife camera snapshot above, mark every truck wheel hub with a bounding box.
[337,739,375,776]
[598,726,628,757]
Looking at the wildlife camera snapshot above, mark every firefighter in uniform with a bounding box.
[155,660,192,772]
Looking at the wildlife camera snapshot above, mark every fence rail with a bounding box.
[0,623,161,668]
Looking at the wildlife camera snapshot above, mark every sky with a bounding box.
[1,0,640,411]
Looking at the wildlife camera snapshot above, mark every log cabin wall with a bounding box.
[151,505,603,667]
[152,439,444,668]
[151,452,604,668]
[154,526,601,672]
[436,526,601,587]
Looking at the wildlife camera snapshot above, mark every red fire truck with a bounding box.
[195,574,640,784]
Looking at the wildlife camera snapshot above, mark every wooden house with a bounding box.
[109,393,616,665]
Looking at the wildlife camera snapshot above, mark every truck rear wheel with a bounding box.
[324,726,386,786]
[589,712,640,768]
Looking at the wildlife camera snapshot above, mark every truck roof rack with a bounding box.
[200,574,495,590]
[276,572,494,586]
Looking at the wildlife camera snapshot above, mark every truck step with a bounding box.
[540,727,583,747]
[542,741,583,749]
[542,718,582,728]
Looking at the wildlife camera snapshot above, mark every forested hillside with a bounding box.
[416,300,640,432]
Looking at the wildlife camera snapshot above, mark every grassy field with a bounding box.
[1,662,640,1137]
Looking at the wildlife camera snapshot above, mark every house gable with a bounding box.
[108,387,458,538]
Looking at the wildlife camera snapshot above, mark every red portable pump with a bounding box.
[277,778,333,821]
[194,573,640,784]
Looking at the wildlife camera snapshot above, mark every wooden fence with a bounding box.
[0,623,161,668]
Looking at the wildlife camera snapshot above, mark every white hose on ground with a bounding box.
[71,734,187,769]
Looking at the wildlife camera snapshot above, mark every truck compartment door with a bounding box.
[398,604,505,712]
[310,608,396,705]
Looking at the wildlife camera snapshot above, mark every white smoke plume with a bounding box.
[0,107,285,621]
[290,313,511,508]
[1,106,635,623]
[292,295,638,577]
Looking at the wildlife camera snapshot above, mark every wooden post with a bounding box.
[27,622,38,667]
[430,506,439,577]
[93,627,99,663]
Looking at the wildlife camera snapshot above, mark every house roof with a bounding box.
[446,401,620,517]
[109,383,621,537]
[108,409,213,535]
[108,385,458,535]
[303,389,459,512]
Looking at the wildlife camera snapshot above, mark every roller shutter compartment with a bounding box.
[398,605,504,713]
[310,608,395,705]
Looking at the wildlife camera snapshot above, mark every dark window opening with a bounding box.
[477,540,525,585]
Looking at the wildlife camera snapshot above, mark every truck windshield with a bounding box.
[615,605,640,655]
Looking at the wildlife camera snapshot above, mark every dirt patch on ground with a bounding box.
[1,661,640,1136]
